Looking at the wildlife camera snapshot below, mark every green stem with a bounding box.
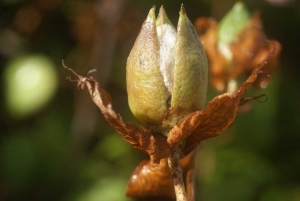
[168,148,188,201]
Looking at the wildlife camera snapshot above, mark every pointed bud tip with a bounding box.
[157,5,174,27]
[233,1,245,11]
[180,4,186,14]
[148,6,156,19]
[158,5,166,17]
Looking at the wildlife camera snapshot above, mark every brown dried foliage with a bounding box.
[63,63,172,166]
[126,149,197,200]
[194,13,281,92]
[126,159,175,199]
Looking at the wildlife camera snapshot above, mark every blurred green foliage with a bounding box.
[4,55,57,118]
[0,0,300,201]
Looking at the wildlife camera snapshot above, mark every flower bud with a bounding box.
[217,2,250,60]
[126,5,208,135]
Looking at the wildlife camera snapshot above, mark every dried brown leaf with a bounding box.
[126,159,175,199]
[182,92,240,154]
[126,150,197,200]
[167,91,240,154]
[230,13,281,83]
[63,62,171,166]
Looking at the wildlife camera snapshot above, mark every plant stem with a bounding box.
[168,148,188,201]
[185,150,197,201]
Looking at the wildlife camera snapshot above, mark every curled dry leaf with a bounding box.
[126,150,197,200]
[126,159,175,199]
[231,13,281,89]
[63,62,171,167]
[194,13,281,92]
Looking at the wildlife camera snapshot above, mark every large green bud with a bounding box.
[126,5,208,135]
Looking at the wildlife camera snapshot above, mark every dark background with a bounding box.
[0,0,299,200]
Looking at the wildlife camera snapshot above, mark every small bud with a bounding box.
[126,5,208,135]
[217,2,250,60]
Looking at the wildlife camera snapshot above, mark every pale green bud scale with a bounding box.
[171,6,208,110]
[126,7,169,131]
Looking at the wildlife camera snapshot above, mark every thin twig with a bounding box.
[168,148,188,201]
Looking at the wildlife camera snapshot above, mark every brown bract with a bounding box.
[126,150,197,200]
[63,63,171,166]
[63,39,276,168]
[194,13,281,92]
[126,159,175,199]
